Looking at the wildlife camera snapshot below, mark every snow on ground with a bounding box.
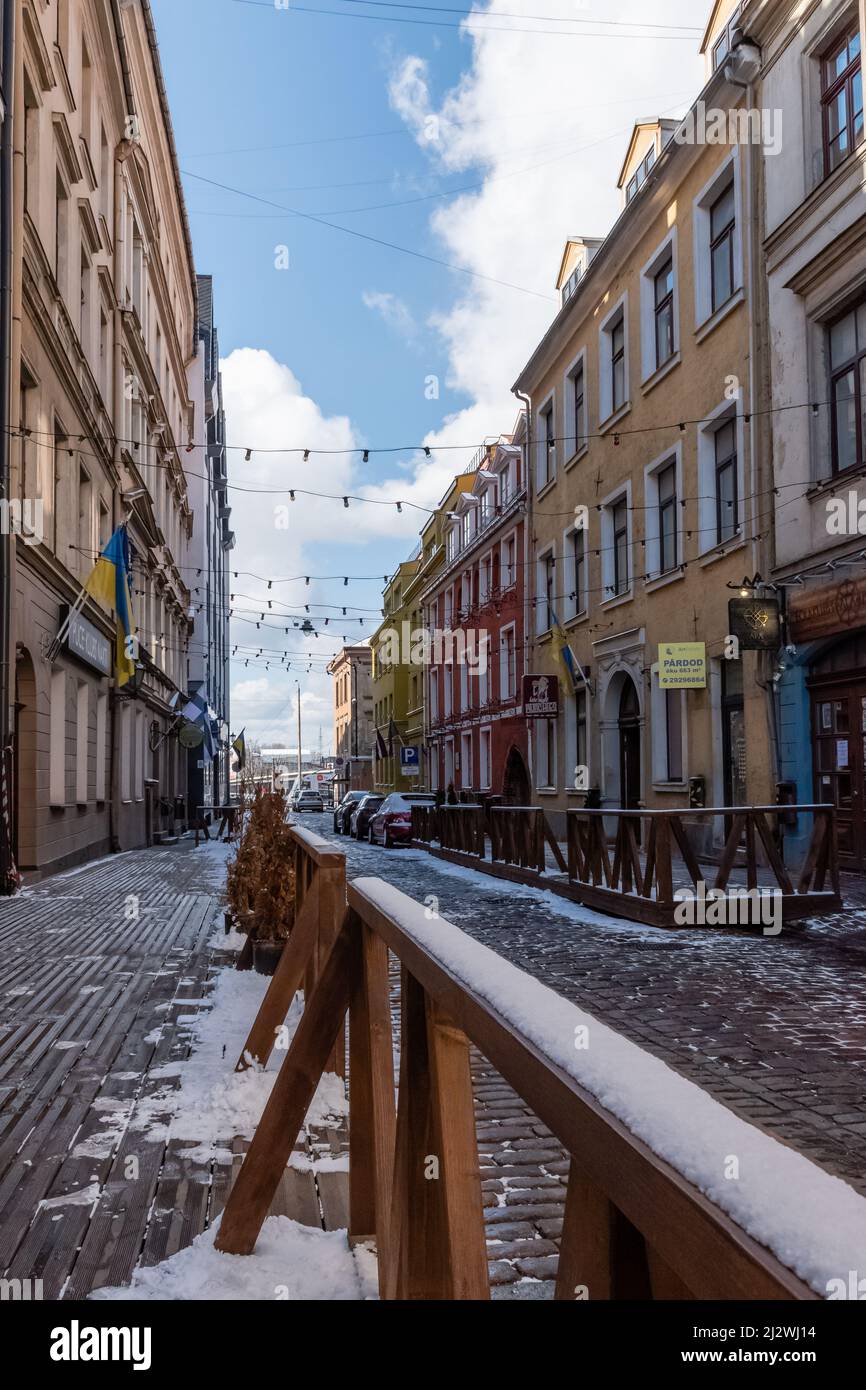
[352,876,866,1297]
[92,1216,375,1301]
[128,967,347,1147]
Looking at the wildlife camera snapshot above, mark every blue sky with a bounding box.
[150,0,705,747]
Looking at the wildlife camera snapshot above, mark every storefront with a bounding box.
[785,576,866,873]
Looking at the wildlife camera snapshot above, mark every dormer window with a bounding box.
[712,4,743,72]
[625,145,656,204]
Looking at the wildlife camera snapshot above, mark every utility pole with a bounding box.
[295,680,302,781]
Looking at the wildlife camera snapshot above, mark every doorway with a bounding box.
[809,632,866,871]
[617,678,641,811]
[503,745,530,805]
[722,661,746,811]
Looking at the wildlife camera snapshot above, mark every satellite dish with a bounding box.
[178,721,204,750]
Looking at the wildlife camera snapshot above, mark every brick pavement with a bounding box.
[307,815,866,1208]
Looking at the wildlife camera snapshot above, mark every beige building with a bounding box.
[371,556,421,796]
[514,0,774,843]
[328,643,374,800]
[9,0,199,877]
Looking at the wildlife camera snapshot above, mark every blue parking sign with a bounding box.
[400,745,420,775]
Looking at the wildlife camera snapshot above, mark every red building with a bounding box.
[423,420,531,803]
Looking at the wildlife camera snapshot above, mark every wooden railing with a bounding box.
[235,823,346,1074]
[412,803,567,876]
[566,806,841,927]
[437,804,487,858]
[216,840,815,1299]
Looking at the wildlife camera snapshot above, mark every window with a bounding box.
[612,498,629,595]
[459,662,469,714]
[536,549,555,634]
[829,300,866,474]
[565,356,586,458]
[711,5,742,71]
[710,182,736,313]
[654,255,675,368]
[822,27,863,175]
[80,37,93,149]
[444,738,454,788]
[714,419,739,543]
[500,625,516,700]
[501,534,516,589]
[479,552,492,605]
[50,671,66,807]
[600,299,628,421]
[78,466,92,577]
[24,76,38,216]
[478,636,490,707]
[55,171,68,292]
[79,247,91,358]
[657,460,678,574]
[460,732,473,789]
[536,719,557,790]
[665,690,684,782]
[479,728,491,789]
[625,145,656,203]
[429,670,439,723]
[95,692,107,802]
[76,684,89,804]
[566,690,588,790]
[565,527,586,619]
[444,663,453,718]
[537,400,555,490]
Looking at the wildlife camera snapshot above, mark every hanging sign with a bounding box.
[522,674,559,718]
[728,597,781,650]
[658,643,706,689]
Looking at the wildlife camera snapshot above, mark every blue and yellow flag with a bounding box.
[550,609,583,694]
[84,526,136,687]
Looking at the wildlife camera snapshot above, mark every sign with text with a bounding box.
[400,745,421,776]
[788,575,866,642]
[728,597,781,650]
[658,643,706,689]
[522,673,559,718]
[60,607,111,676]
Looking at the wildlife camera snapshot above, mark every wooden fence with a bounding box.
[215,827,815,1299]
[566,806,841,927]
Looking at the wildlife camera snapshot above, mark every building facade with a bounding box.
[755,0,866,871]
[423,426,532,803]
[514,6,774,842]
[186,273,232,815]
[371,556,420,796]
[327,642,374,801]
[7,0,207,878]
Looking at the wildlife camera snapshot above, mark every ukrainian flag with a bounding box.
[550,608,583,693]
[84,525,136,687]
[231,729,246,770]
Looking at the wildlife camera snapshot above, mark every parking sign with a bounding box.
[400,745,420,776]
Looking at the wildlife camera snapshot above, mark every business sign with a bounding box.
[522,674,560,718]
[658,643,706,689]
[728,597,781,650]
[400,745,421,776]
[787,575,866,642]
[61,608,111,676]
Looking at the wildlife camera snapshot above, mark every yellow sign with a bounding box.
[658,643,706,689]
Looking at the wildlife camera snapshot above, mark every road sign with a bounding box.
[400,745,420,776]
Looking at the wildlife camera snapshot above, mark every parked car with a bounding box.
[294,789,324,813]
[368,793,435,847]
[350,794,384,840]
[333,790,368,834]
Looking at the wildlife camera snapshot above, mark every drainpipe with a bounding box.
[0,0,16,891]
[512,388,536,794]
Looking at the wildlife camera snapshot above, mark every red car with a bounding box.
[368,793,434,848]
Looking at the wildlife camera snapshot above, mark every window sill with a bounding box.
[564,445,590,472]
[695,286,745,344]
[598,401,632,437]
[698,533,746,567]
[536,476,557,501]
[644,568,685,594]
[564,610,590,631]
[641,351,681,396]
[600,589,634,610]
[536,787,558,796]
[652,781,688,794]
[805,463,866,501]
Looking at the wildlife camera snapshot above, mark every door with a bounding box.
[617,679,641,815]
[722,661,746,811]
[812,687,866,869]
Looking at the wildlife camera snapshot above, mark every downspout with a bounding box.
[0,0,16,891]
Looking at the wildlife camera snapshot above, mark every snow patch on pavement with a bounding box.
[91,1216,374,1301]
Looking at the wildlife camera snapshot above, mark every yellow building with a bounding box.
[513,2,774,844]
[371,558,420,795]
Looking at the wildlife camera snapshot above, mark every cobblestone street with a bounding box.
[298,815,866,1202]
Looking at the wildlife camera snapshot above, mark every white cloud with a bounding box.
[361,289,417,341]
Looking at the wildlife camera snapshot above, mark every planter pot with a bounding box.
[252,940,285,976]
[235,935,254,972]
